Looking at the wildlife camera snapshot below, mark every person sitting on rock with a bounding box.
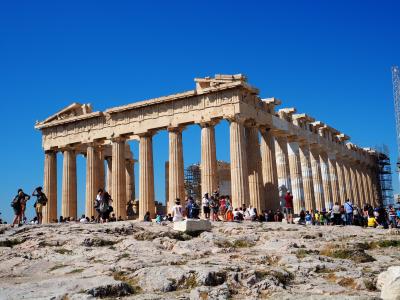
[266,210,274,222]
[167,213,173,222]
[79,214,88,223]
[258,210,266,222]
[274,209,284,222]
[233,208,243,222]
[368,213,378,228]
[250,207,258,221]
[109,213,116,222]
[298,210,306,225]
[143,212,151,222]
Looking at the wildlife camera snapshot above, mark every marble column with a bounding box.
[361,166,370,206]
[229,119,250,209]
[43,150,57,223]
[349,163,361,207]
[275,135,292,192]
[365,167,374,205]
[310,147,325,211]
[343,161,353,202]
[328,153,340,205]
[111,138,127,219]
[139,133,155,219]
[336,158,347,204]
[97,147,105,190]
[200,123,218,199]
[368,168,379,207]
[299,144,315,211]
[355,165,365,207]
[106,157,112,193]
[259,127,279,210]
[246,126,264,211]
[85,144,99,218]
[319,151,332,209]
[169,127,185,213]
[288,140,305,214]
[62,148,77,219]
[126,159,135,203]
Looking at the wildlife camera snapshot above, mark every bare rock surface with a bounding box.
[0,221,399,299]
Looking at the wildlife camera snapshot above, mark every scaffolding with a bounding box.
[392,66,400,172]
[375,145,394,207]
[184,163,201,200]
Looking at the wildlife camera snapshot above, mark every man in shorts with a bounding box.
[32,187,47,224]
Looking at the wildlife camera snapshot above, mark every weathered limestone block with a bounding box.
[377,266,400,300]
[173,219,212,232]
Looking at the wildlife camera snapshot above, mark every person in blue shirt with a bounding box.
[305,211,312,225]
[344,199,353,225]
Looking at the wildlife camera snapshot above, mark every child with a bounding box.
[314,210,320,225]
[155,214,161,224]
[368,214,378,228]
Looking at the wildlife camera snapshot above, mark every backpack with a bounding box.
[11,197,20,209]
[38,194,48,206]
[99,200,109,213]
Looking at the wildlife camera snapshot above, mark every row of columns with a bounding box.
[42,141,136,223]
[42,118,381,223]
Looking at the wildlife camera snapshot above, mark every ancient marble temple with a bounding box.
[35,74,382,223]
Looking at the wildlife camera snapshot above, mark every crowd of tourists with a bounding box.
[5,186,400,230]
[167,190,400,229]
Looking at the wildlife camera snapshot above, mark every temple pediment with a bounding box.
[37,103,93,125]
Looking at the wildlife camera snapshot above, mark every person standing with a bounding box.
[32,187,47,224]
[284,191,294,224]
[202,193,210,219]
[332,202,341,225]
[11,189,30,227]
[344,199,353,225]
[172,198,183,222]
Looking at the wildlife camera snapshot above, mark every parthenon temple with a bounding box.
[35,74,382,223]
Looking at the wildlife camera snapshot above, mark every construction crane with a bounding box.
[392,66,400,173]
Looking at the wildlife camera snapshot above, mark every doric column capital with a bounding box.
[110,136,127,143]
[59,145,77,154]
[137,130,156,138]
[167,125,186,133]
[198,118,220,128]
[225,114,247,124]
[45,149,58,155]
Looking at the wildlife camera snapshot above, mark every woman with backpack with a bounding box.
[98,191,112,223]
[11,189,30,227]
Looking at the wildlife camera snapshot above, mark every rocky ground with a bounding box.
[0,221,400,300]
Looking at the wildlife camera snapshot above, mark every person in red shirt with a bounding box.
[284,191,294,224]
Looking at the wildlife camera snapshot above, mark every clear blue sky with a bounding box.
[1,0,399,222]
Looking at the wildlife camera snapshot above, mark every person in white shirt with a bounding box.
[79,214,88,223]
[202,193,210,219]
[172,198,183,222]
